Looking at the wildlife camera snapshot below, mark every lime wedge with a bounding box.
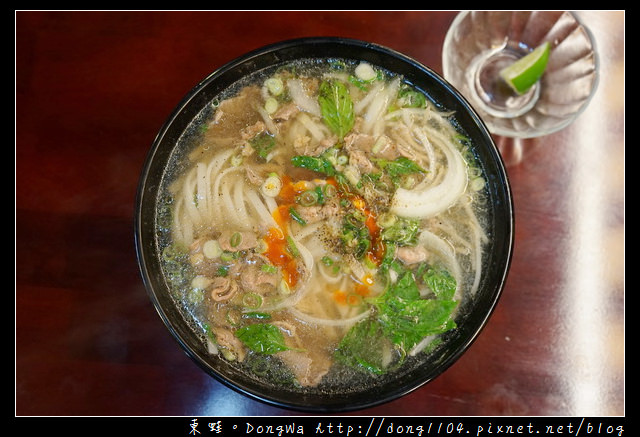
[499,41,551,94]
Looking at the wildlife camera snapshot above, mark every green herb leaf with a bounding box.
[340,214,372,260]
[380,217,421,247]
[334,317,395,375]
[378,267,457,349]
[318,79,355,138]
[398,86,427,108]
[374,156,425,185]
[250,132,276,160]
[378,296,457,350]
[286,235,300,257]
[336,264,459,375]
[348,71,380,91]
[288,207,307,226]
[235,323,292,355]
[390,271,421,300]
[291,155,337,176]
[423,268,457,300]
[203,323,217,343]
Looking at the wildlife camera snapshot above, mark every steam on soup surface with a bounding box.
[158,59,488,389]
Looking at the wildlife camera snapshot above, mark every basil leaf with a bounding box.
[291,155,337,176]
[389,271,421,300]
[380,217,421,247]
[336,264,459,374]
[318,79,355,138]
[334,317,392,375]
[378,297,457,350]
[235,323,291,355]
[377,267,457,350]
[374,156,425,184]
[424,268,457,301]
[250,132,276,160]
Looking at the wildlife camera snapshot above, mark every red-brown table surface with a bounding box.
[16,11,624,417]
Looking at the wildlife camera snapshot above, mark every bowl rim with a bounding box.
[134,36,515,413]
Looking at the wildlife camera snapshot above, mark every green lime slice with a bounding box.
[499,41,551,94]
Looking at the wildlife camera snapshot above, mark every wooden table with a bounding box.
[16,11,624,418]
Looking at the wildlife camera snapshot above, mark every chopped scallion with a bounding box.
[286,235,300,257]
[230,232,243,247]
[261,263,278,274]
[242,292,263,309]
[264,97,279,114]
[202,239,222,259]
[265,77,284,96]
[289,207,307,226]
[261,174,282,197]
[297,190,318,207]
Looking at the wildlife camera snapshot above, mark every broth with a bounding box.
[156,58,489,390]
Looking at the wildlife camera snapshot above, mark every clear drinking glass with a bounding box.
[442,11,599,138]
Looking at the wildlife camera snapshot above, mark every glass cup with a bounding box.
[442,11,599,138]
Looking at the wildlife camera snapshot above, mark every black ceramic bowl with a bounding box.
[135,37,514,412]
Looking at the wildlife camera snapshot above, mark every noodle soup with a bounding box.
[156,59,489,391]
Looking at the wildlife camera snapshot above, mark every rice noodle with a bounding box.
[291,221,323,240]
[296,112,328,142]
[246,189,277,228]
[316,262,344,284]
[288,306,372,327]
[196,162,208,216]
[205,148,235,219]
[262,195,279,228]
[181,169,202,227]
[219,172,239,225]
[233,181,250,224]
[172,197,193,245]
[211,166,239,227]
